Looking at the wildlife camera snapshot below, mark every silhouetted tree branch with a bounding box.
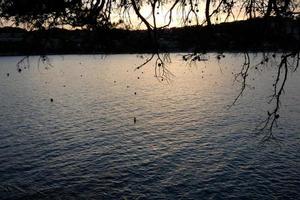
[230,52,251,107]
[258,52,299,139]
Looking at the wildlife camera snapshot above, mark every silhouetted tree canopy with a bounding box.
[0,0,299,30]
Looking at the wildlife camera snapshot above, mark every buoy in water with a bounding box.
[50,98,54,102]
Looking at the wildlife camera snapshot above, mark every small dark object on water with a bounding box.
[50,98,54,102]
[137,77,140,79]
[114,80,116,83]
[275,114,280,119]
[134,92,137,95]
[6,73,9,77]
[134,117,137,124]
[63,85,66,87]
[127,85,130,88]
[18,68,22,73]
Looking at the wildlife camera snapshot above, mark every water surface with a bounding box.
[0,54,299,199]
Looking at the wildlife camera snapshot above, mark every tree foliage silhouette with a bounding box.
[0,0,299,30]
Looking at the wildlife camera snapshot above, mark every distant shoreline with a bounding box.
[0,49,298,57]
[1,17,299,56]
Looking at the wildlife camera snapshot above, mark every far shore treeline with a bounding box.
[0,17,299,55]
[0,0,299,55]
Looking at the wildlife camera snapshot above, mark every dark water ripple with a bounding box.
[0,54,300,199]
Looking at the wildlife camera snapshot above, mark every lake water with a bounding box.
[0,54,299,200]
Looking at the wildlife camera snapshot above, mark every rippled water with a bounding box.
[0,54,299,200]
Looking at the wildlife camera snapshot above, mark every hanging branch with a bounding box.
[229,52,251,107]
[257,52,299,139]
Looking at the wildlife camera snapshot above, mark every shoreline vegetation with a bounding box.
[0,17,299,56]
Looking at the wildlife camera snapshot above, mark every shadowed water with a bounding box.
[0,54,299,200]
